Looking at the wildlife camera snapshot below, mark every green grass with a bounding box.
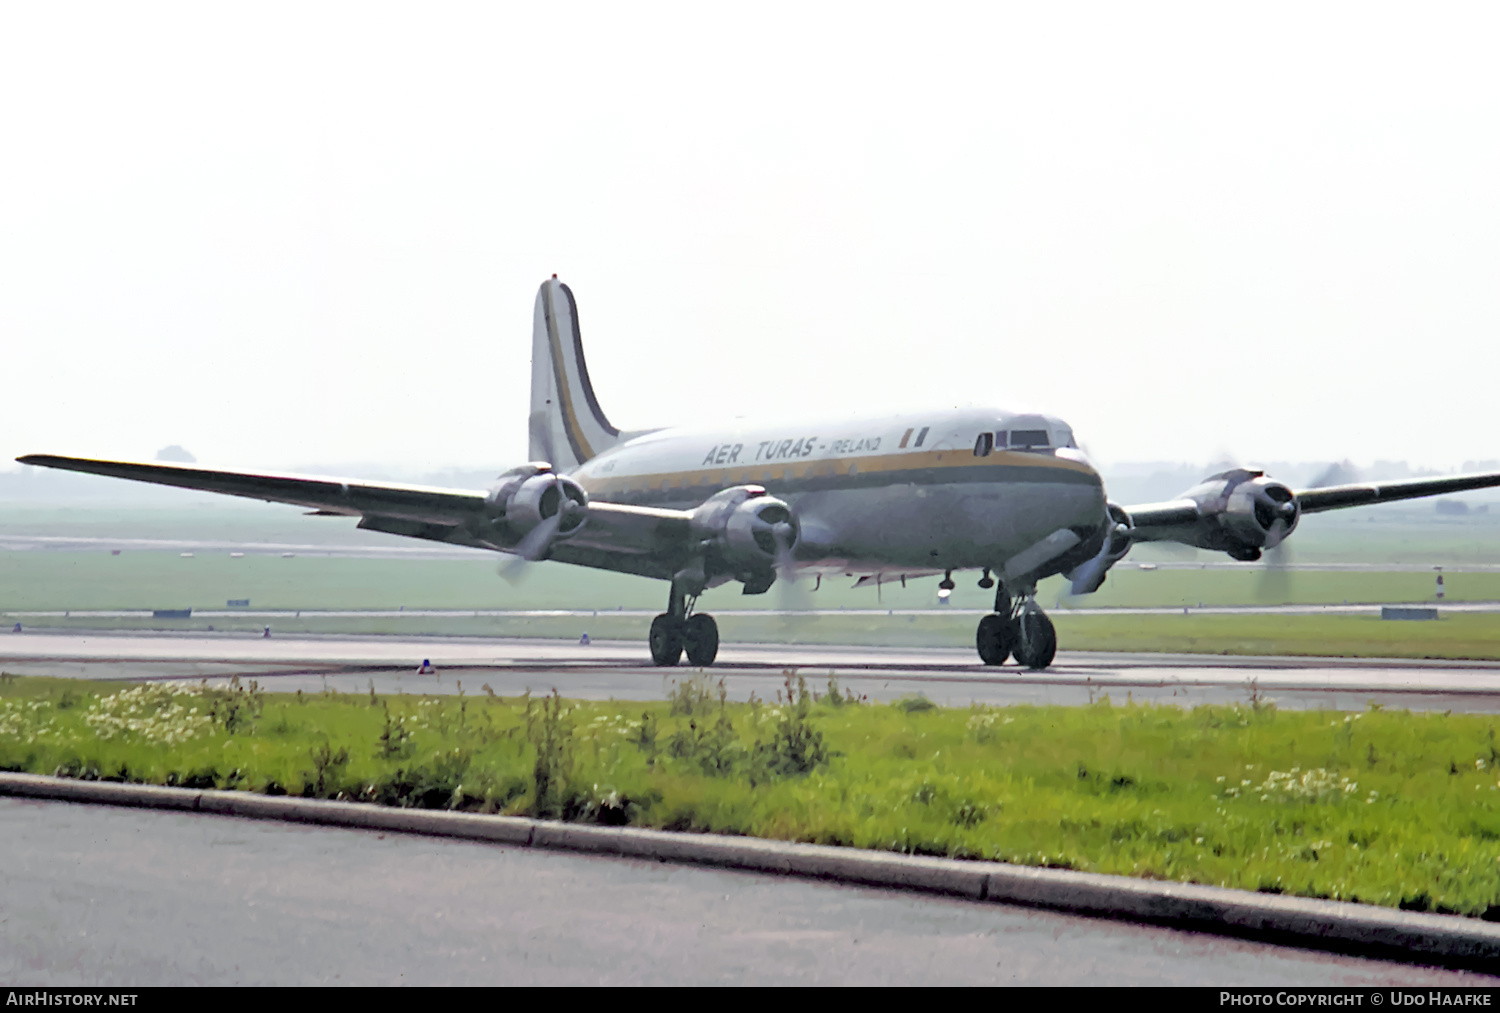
[1053,612,1500,661]
[1071,567,1497,609]
[3,672,1498,918]
[6,607,1500,661]
[1,549,1494,613]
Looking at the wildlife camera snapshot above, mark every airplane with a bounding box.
[19,276,1500,670]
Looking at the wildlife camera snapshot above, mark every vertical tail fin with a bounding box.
[528,277,623,471]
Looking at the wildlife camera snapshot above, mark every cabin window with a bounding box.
[973,432,993,457]
[1010,429,1050,449]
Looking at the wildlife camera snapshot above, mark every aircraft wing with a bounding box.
[1123,470,1500,529]
[15,454,697,579]
[16,454,489,522]
[1292,472,1500,513]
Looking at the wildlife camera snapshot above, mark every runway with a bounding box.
[4,629,1499,711]
[10,600,1500,621]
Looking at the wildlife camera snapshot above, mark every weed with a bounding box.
[528,690,574,818]
[824,675,860,707]
[667,674,718,717]
[967,710,1004,744]
[304,738,350,797]
[952,800,990,828]
[202,676,263,734]
[665,679,743,776]
[895,695,936,714]
[632,710,660,764]
[751,674,831,779]
[377,702,415,759]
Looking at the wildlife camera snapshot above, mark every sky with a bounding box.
[3,2,1498,477]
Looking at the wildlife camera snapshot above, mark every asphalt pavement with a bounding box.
[2,797,1492,986]
[3,630,1499,711]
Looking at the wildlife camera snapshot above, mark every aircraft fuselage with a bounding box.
[571,407,1106,578]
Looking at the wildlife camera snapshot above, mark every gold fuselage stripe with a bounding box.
[543,285,596,462]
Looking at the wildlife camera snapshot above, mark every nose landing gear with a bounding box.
[975,582,1056,670]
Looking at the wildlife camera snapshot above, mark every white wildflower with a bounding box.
[83,684,213,745]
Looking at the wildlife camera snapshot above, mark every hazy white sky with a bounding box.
[3,2,1498,477]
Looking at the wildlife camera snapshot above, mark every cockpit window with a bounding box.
[973,432,993,457]
[994,430,1008,449]
[1009,429,1050,449]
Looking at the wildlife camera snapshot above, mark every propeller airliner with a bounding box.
[21,277,1500,669]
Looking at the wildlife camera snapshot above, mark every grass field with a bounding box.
[6,501,1500,563]
[5,549,1500,659]
[5,503,1498,659]
[0,549,1492,613]
[3,673,1497,917]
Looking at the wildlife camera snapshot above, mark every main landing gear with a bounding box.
[975,582,1056,670]
[650,582,719,667]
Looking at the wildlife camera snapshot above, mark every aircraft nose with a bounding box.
[1054,448,1106,510]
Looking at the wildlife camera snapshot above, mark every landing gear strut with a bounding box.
[975,582,1056,670]
[650,582,719,667]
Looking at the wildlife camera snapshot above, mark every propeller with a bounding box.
[766,512,812,634]
[1066,525,1129,597]
[1254,461,1350,602]
[496,477,586,584]
[1066,505,1135,597]
[1255,539,1293,602]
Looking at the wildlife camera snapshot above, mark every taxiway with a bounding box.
[3,629,1498,712]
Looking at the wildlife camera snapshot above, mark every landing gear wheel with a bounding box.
[682,613,720,667]
[975,613,1012,666]
[1012,609,1057,670]
[649,613,683,666]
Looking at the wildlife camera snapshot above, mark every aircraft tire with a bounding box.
[975,614,1011,666]
[1013,610,1057,670]
[649,613,684,666]
[682,613,720,667]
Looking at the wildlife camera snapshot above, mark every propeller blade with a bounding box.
[496,506,565,584]
[1067,551,1112,598]
[1066,521,1133,597]
[769,522,812,631]
[1255,539,1294,603]
[516,510,564,561]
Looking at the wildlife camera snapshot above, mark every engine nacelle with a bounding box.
[1174,468,1300,561]
[485,463,588,544]
[689,485,799,587]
